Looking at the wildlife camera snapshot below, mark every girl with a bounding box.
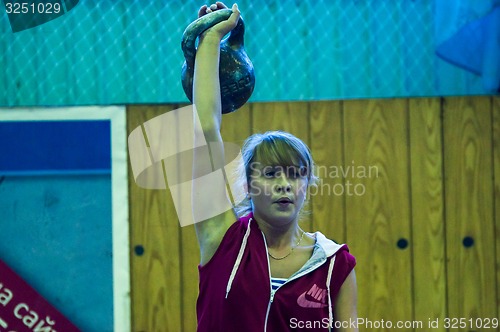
[192,3,358,331]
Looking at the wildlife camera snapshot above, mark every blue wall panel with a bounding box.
[0,120,114,331]
[0,120,111,175]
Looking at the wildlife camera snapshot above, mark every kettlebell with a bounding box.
[181,9,255,114]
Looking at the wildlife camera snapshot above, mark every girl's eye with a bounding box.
[286,167,301,178]
[264,171,276,178]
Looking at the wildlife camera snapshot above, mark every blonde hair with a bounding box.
[235,131,318,217]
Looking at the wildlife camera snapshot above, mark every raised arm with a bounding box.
[192,2,240,266]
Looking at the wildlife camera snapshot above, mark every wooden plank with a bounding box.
[172,102,198,332]
[221,103,253,146]
[443,96,496,323]
[343,98,413,329]
[309,100,346,243]
[409,98,446,329]
[493,96,500,321]
[251,101,310,142]
[179,225,199,332]
[251,102,312,230]
[220,102,253,208]
[127,104,182,331]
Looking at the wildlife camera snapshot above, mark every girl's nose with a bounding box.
[274,174,292,193]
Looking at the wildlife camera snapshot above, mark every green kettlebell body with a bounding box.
[181,9,255,114]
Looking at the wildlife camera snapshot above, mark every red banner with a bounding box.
[0,259,80,332]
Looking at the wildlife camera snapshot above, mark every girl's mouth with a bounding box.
[275,197,293,207]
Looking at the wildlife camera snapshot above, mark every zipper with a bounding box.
[264,290,275,332]
[261,231,326,331]
[262,232,273,332]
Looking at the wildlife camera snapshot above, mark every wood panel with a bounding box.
[309,101,346,243]
[409,98,446,328]
[126,96,500,331]
[172,102,200,332]
[178,221,199,332]
[219,103,253,207]
[251,101,310,143]
[221,103,253,146]
[343,98,413,329]
[127,104,182,332]
[443,97,496,323]
[251,101,313,230]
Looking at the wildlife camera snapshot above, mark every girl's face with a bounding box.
[248,161,309,226]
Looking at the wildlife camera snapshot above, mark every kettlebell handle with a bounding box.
[181,9,245,70]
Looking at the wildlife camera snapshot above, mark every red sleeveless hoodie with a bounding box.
[197,213,356,332]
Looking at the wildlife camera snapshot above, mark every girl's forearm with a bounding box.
[193,35,223,135]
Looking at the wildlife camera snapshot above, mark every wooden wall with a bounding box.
[127,96,500,331]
